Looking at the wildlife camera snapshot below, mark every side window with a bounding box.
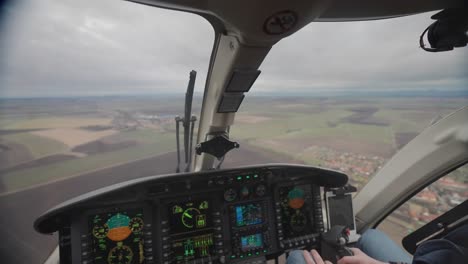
[378,164,468,246]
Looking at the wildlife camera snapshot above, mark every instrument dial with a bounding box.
[129,217,144,233]
[290,211,307,232]
[107,245,133,264]
[92,223,109,239]
[240,186,250,198]
[182,208,201,229]
[255,184,266,197]
[224,188,237,202]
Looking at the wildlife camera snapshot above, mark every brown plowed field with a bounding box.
[0,142,296,263]
[0,141,34,170]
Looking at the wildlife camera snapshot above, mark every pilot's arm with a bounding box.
[302,249,393,264]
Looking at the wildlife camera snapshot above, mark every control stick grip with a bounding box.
[321,225,354,263]
[337,246,354,258]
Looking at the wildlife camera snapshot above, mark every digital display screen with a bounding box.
[241,234,263,252]
[171,233,215,263]
[168,199,215,263]
[169,200,212,235]
[235,203,263,227]
[328,194,355,230]
[88,209,144,264]
[279,185,315,237]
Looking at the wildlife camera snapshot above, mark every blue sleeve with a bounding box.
[412,224,468,264]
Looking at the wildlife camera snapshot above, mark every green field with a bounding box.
[105,129,174,144]
[0,96,466,193]
[233,105,395,158]
[2,132,68,158]
[3,117,111,130]
[2,130,175,192]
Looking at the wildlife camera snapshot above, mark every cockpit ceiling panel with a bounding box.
[315,0,464,21]
[127,0,464,44]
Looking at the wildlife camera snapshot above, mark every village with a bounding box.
[301,145,467,229]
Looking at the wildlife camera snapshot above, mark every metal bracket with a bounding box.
[326,185,357,197]
[195,134,239,159]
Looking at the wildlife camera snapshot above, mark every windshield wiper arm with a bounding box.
[175,70,197,173]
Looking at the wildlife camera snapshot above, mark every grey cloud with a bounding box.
[0,0,467,97]
[255,13,468,92]
[1,0,214,97]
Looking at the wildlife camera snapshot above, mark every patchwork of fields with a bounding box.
[0,96,466,193]
[0,96,466,264]
[0,97,183,192]
[232,97,465,188]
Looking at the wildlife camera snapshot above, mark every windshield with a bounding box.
[1,1,467,263]
[231,14,468,190]
[0,0,212,263]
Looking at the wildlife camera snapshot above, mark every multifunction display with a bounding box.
[234,203,264,227]
[168,199,215,263]
[169,200,211,234]
[241,233,263,252]
[228,200,272,260]
[89,209,144,264]
[171,233,214,263]
[279,185,315,237]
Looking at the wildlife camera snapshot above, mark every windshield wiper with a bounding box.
[175,70,197,173]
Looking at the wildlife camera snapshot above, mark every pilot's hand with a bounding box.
[337,248,388,264]
[303,249,332,264]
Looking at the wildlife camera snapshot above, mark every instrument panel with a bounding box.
[34,164,348,264]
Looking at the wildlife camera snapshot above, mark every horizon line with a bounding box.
[1,89,468,99]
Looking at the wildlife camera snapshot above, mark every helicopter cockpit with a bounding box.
[8,0,468,263]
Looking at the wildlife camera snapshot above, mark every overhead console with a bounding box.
[34,164,348,264]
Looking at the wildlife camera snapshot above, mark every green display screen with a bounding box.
[168,199,215,263]
[171,233,215,263]
[169,200,212,235]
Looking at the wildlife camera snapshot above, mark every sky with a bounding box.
[0,0,467,97]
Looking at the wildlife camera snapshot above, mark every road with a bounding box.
[0,143,294,263]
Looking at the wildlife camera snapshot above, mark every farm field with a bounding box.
[0,95,466,194]
[0,97,185,193]
[232,96,466,188]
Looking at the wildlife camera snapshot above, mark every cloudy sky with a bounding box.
[0,0,467,97]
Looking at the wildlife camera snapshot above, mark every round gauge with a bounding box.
[106,213,132,241]
[129,217,144,233]
[288,187,305,209]
[92,223,109,239]
[182,207,201,228]
[290,211,307,232]
[240,186,250,198]
[224,188,237,202]
[107,245,133,264]
[255,184,266,197]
